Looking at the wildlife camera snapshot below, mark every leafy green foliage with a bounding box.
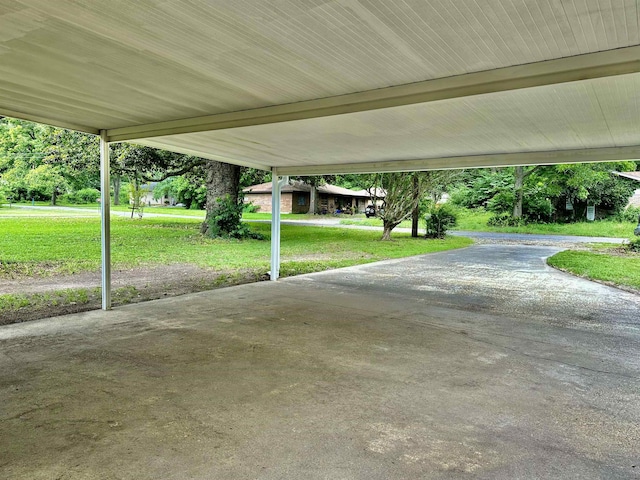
[424,203,458,238]
[206,194,264,239]
[0,118,100,203]
[450,163,636,224]
[450,169,513,209]
[128,181,147,210]
[240,168,271,188]
[64,188,100,204]
[333,174,372,190]
[24,164,69,204]
[154,176,207,209]
[628,237,640,252]
[486,212,525,227]
[615,206,640,223]
[111,143,202,182]
[242,202,260,213]
[549,163,636,220]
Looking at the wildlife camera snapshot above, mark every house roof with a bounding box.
[353,188,386,199]
[244,181,369,198]
[244,181,311,194]
[318,184,370,198]
[2,2,640,174]
[613,171,640,182]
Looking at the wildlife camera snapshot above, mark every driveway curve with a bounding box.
[1,243,639,479]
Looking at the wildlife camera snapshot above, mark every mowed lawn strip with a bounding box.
[340,209,636,238]
[0,216,472,277]
[547,250,640,291]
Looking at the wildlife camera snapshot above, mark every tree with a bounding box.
[240,168,271,189]
[153,176,206,208]
[0,118,262,238]
[410,170,464,237]
[200,161,242,237]
[370,172,428,241]
[512,166,539,219]
[0,119,46,201]
[42,127,100,192]
[450,163,637,223]
[0,118,99,202]
[544,162,637,220]
[111,144,256,238]
[25,164,69,205]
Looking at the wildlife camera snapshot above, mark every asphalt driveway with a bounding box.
[1,244,639,479]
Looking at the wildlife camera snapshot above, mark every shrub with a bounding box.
[67,188,101,204]
[243,202,260,213]
[616,206,640,223]
[206,194,263,239]
[424,203,458,238]
[628,236,640,252]
[487,212,526,227]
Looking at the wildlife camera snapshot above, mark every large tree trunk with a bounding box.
[382,220,400,241]
[411,206,419,237]
[200,161,241,236]
[112,174,121,205]
[309,185,317,214]
[513,166,525,219]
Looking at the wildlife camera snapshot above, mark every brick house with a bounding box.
[243,181,374,214]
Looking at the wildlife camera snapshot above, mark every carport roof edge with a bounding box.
[2,1,640,173]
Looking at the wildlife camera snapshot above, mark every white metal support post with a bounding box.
[270,170,281,281]
[269,170,288,281]
[100,130,111,310]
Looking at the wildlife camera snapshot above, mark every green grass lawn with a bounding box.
[454,209,634,238]
[547,250,640,291]
[4,204,636,239]
[340,208,636,238]
[0,204,313,219]
[1,202,206,216]
[0,215,472,278]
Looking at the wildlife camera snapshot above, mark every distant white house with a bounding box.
[137,182,175,207]
[613,172,640,208]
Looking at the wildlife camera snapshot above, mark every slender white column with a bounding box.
[100,130,111,310]
[270,170,281,281]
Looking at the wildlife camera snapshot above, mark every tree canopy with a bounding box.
[450,163,638,224]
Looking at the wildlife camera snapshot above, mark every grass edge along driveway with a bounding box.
[547,249,640,293]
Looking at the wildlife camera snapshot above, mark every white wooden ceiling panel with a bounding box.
[136,73,640,171]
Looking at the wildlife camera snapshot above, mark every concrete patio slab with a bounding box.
[1,245,639,479]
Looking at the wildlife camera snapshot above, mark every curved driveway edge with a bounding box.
[1,243,639,479]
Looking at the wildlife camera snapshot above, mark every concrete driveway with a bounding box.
[1,244,639,479]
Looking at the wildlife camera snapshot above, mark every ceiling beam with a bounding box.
[107,46,640,142]
[134,140,272,171]
[275,146,640,176]
[0,108,100,135]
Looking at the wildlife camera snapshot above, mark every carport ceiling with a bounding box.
[1,0,640,173]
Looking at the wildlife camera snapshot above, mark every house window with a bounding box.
[297,196,306,206]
